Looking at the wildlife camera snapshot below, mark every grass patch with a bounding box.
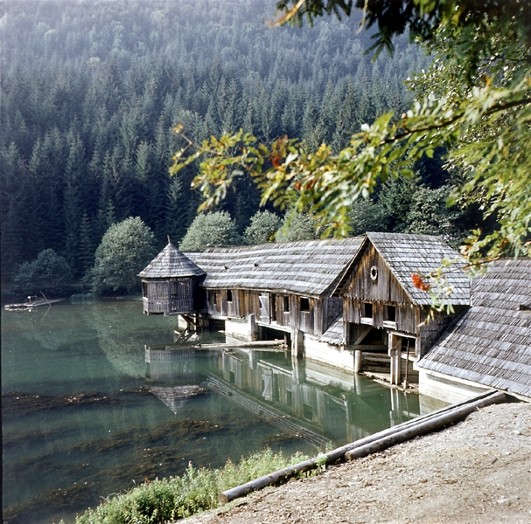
[74,448,308,523]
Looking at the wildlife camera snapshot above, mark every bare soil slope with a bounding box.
[185,401,531,524]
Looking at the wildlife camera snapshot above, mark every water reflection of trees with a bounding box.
[2,303,93,352]
[89,301,175,378]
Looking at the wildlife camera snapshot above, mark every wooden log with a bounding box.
[345,390,507,460]
[219,390,507,504]
[158,339,287,351]
[219,459,317,504]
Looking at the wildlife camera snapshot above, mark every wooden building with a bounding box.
[417,259,531,402]
[188,238,362,366]
[335,233,470,385]
[139,234,531,400]
[138,239,205,317]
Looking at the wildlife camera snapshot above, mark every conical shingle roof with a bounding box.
[138,240,205,279]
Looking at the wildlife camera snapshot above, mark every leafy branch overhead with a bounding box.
[172,85,530,253]
[171,0,530,266]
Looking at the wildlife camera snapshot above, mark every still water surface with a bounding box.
[2,301,438,523]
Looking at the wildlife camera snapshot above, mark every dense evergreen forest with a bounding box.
[0,0,429,290]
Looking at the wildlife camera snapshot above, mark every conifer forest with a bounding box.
[2,0,451,290]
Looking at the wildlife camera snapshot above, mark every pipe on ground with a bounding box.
[219,390,508,504]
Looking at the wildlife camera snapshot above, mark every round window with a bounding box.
[370,265,378,281]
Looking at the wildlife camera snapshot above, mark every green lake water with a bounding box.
[2,300,439,523]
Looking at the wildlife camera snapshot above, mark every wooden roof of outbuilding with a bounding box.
[336,232,470,305]
[418,259,531,399]
[187,237,363,297]
[319,316,345,346]
[138,241,205,279]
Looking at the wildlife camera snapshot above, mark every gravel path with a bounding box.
[184,401,531,524]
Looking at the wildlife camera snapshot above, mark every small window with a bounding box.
[362,302,373,318]
[284,295,290,312]
[384,305,396,322]
[300,297,310,312]
[227,289,233,302]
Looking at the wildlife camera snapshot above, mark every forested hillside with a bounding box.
[0,0,427,287]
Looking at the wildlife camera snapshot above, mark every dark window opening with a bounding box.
[284,296,290,312]
[303,404,313,420]
[229,370,235,384]
[384,305,396,322]
[362,302,373,318]
[227,289,233,302]
[300,297,310,312]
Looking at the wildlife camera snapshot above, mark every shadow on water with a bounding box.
[1,301,438,524]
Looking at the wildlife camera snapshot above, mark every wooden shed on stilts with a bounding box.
[138,237,206,333]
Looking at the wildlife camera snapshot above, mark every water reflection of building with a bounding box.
[145,346,210,383]
[145,346,215,414]
[144,345,424,448]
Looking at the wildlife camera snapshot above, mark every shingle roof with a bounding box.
[187,237,363,297]
[418,259,531,399]
[138,241,205,278]
[367,232,470,305]
[319,316,345,345]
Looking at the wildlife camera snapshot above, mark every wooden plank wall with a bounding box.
[345,244,412,303]
[204,288,330,337]
[342,245,421,335]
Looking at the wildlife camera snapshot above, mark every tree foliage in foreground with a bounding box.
[171,0,530,266]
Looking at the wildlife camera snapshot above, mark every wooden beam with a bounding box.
[148,339,288,352]
[351,325,373,345]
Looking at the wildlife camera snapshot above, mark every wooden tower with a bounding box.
[138,238,205,317]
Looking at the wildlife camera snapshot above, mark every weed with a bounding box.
[75,448,308,523]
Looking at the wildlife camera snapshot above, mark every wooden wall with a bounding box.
[342,244,421,336]
[142,277,202,314]
[203,288,333,337]
[344,244,412,303]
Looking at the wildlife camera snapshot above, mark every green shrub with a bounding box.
[75,448,308,523]
[14,248,73,297]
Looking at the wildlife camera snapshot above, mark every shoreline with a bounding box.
[183,401,531,524]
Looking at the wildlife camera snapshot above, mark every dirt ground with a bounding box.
[184,401,531,524]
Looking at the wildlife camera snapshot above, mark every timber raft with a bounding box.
[4,298,64,311]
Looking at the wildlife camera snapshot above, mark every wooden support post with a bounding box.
[388,333,400,385]
[291,353,306,382]
[354,350,363,374]
[248,314,257,341]
[291,328,304,358]
[248,347,258,370]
